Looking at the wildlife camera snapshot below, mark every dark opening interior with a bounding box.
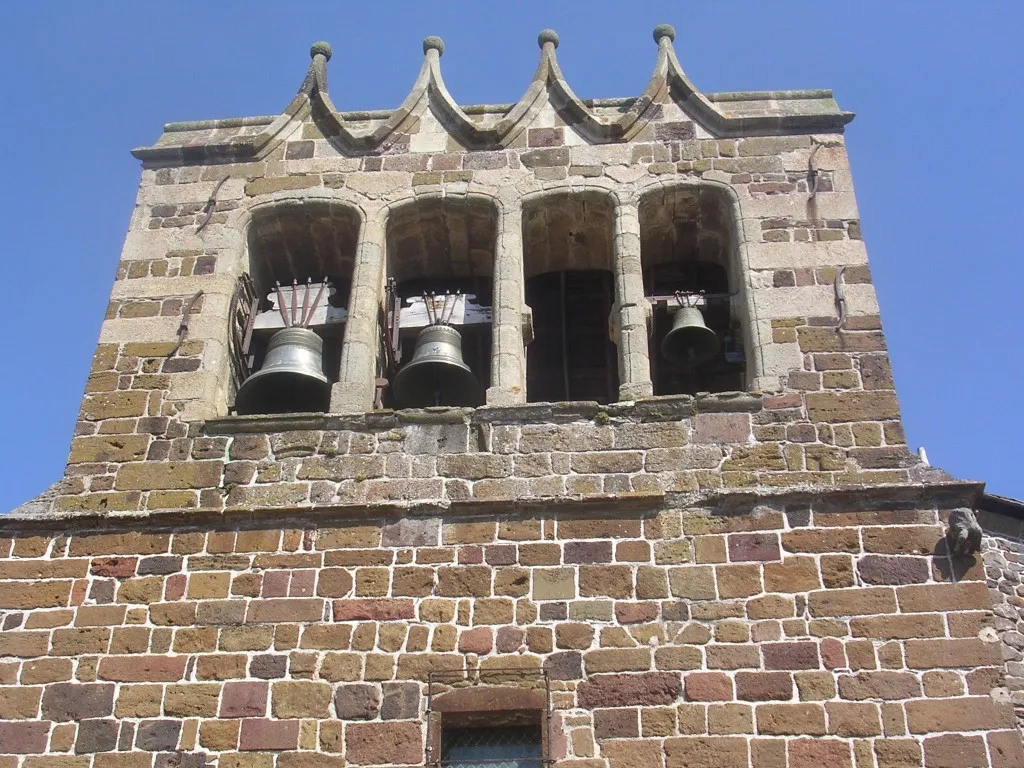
[523,192,618,404]
[237,201,360,412]
[383,199,497,409]
[640,186,745,396]
[525,270,618,404]
[441,724,543,768]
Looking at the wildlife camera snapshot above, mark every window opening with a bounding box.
[441,726,543,768]
[525,270,618,404]
[426,668,551,768]
[640,187,745,396]
[382,200,496,409]
[233,202,359,414]
[646,262,743,395]
[522,192,617,404]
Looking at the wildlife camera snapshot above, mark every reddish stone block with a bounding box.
[615,602,659,624]
[857,555,929,585]
[763,642,820,670]
[495,627,525,653]
[0,721,49,754]
[735,672,792,701]
[821,638,846,669]
[485,545,517,565]
[345,721,422,766]
[564,541,613,564]
[922,734,987,768]
[685,672,733,701]
[261,571,289,597]
[135,719,182,751]
[578,672,681,708]
[221,682,268,718]
[788,738,852,768]
[90,557,138,579]
[989,730,1024,768]
[593,708,639,739]
[664,736,749,768]
[332,599,415,621]
[41,683,115,721]
[245,598,325,623]
[728,533,780,562]
[528,127,564,147]
[380,683,420,721]
[693,413,751,443]
[75,718,118,753]
[458,627,493,654]
[97,656,187,682]
[544,651,583,681]
[238,719,299,751]
[334,684,380,720]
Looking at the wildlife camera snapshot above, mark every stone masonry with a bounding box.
[3,25,1023,768]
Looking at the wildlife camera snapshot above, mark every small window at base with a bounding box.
[441,725,543,768]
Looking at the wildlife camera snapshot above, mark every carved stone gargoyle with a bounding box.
[946,507,983,556]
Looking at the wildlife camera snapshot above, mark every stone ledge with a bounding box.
[203,393,763,436]
[0,481,982,533]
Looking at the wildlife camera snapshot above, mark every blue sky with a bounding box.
[1,2,1021,510]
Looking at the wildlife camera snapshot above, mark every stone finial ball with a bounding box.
[538,29,560,49]
[423,36,445,56]
[310,41,333,60]
[653,24,676,43]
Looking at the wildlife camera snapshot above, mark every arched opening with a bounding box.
[382,197,497,409]
[233,200,360,414]
[522,191,618,404]
[639,185,746,396]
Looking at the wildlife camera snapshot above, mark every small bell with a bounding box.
[235,327,331,415]
[392,325,482,408]
[661,306,719,366]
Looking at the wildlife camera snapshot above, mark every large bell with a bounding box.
[392,325,482,408]
[235,327,331,415]
[661,306,719,366]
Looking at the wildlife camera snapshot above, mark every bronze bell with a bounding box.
[392,325,482,408]
[235,327,331,415]
[661,306,719,366]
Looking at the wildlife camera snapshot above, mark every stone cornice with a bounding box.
[130,26,854,165]
[0,480,983,532]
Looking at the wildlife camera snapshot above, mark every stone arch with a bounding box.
[521,187,619,404]
[378,192,504,408]
[230,195,366,413]
[635,177,763,393]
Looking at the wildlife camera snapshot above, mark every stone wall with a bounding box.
[8,27,1021,768]
[55,393,922,518]
[978,508,1024,730]
[2,493,1022,768]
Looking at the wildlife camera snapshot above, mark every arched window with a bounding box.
[232,200,360,414]
[639,186,745,396]
[382,197,498,409]
[522,192,618,404]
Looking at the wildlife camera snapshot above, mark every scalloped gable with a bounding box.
[131,25,854,165]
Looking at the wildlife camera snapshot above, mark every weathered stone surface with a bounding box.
[805,392,900,423]
[333,684,380,720]
[380,682,420,720]
[577,672,681,707]
[115,461,222,490]
[345,721,422,765]
[42,684,116,720]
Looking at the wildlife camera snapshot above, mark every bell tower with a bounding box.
[3,26,1021,768]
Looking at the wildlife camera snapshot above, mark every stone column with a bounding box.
[331,206,386,413]
[611,194,654,400]
[487,197,527,406]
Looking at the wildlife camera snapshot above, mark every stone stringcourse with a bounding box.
[3,26,1023,768]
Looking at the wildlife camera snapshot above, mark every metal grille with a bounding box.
[441,726,543,768]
